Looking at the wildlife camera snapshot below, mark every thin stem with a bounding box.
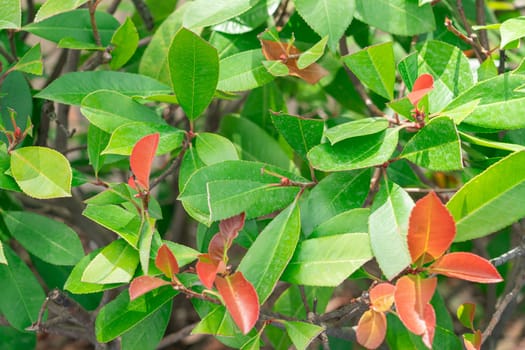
[491,246,525,267]
[88,0,102,47]
[157,322,199,349]
[499,49,506,74]
[475,0,489,50]
[444,17,486,62]
[107,0,121,14]
[131,0,154,31]
[0,45,15,63]
[8,30,17,61]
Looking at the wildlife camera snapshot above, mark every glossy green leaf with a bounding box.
[178,145,206,192]
[238,202,301,304]
[500,16,525,48]
[355,0,435,36]
[110,17,138,70]
[344,42,395,99]
[478,56,498,81]
[282,321,325,350]
[83,204,142,247]
[295,0,355,51]
[310,208,370,238]
[0,0,21,29]
[0,144,19,191]
[0,246,45,331]
[193,133,238,166]
[36,71,171,105]
[241,82,286,133]
[183,0,256,28]
[12,44,43,75]
[271,113,324,159]
[240,333,261,350]
[121,298,172,350]
[297,36,329,69]
[80,90,163,133]
[213,0,280,34]
[24,9,119,46]
[447,151,525,241]
[459,132,525,152]
[444,73,525,130]
[282,233,372,286]
[64,248,123,294]
[168,28,219,120]
[3,211,83,265]
[307,129,399,171]
[57,37,104,50]
[439,99,480,124]
[82,239,139,284]
[369,182,413,280]
[400,117,462,171]
[163,241,199,268]
[1,71,32,136]
[302,170,370,235]
[96,287,178,342]
[398,40,474,112]
[103,122,184,156]
[324,118,389,145]
[34,0,88,22]
[10,146,72,199]
[217,49,275,92]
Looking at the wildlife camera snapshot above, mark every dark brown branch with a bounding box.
[131,0,154,31]
[475,0,489,50]
[444,17,486,62]
[106,0,121,14]
[498,49,506,74]
[157,322,199,349]
[0,45,15,63]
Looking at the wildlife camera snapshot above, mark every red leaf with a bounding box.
[394,275,437,343]
[260,39,328,84]
[463,330,482,350]
[129,133,160,190]
[155,244,179,280]
[215,272,259,334]
[356,310,387,349]
[407,74,434,106]
[421,304,436,349]
[369,283,395,313]
[196,253,226,289]
[428,252,503,283]
[208,233,227,263]
[407,192,456,264]
[219,212,245,242]
[129,275,170,301]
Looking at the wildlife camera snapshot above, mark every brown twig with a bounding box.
[157,322,199,349]
[131,0,154,31]
[444,17,486,62]
[88,0,102,47]
[106,0,121,14]
[498,49,506,74]
[475,0,489,50]
[0,45,15,63]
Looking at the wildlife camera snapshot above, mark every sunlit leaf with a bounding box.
[129,276,171,301]
[282,320,325,350]
[370,283,396,312]
[428,252,503,283]
[129,133,159,190]
[356,310,387,349]
[457,303,476,330]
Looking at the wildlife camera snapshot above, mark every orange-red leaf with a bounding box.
[407,73,434,106]
[356,310,387,349]
[428,252,503,283]
[394,275,437,342]
[408,192,456,264]
[196,253,225,289]
[369,283,396,313]
[130,133,159,190]
[155,244,179,280]
[215,271,259,334]
[260,39,328,84]
[421,304,436,349]
[208,233,227,263]
[463,330,482,350]
[129,275,170,300]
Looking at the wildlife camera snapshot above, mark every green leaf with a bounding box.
[57,37,104,50]
[168,28,219,120]
[163,241,199,268]
[217,49,275,92]
[310,208,370,238]
[355,0,435,36]
[10,146,72,199]
[36,71,172,105]
[241,333,261,350]
[447,151,525,241]
[121,301,172,350]
[459,132,525,152]
[238,201,301,304]
[183,0,256,28]
[282,321,325,350]
[444,73,525,130]
[262,60,290,76]
[213,0,280,35]
[0,326,36,350]
[12,43,43,75]
[0,246,45,331]
[195,132,239,165]
[344,42,395,100]
[271,113,324,159]
[478,56,498,81]
[64,248,123,294]
[398,40,474,112]
[23,9,119,46]
[500,16,525,49]
[80,90,164,133]
[110,17,138,70]
[34,0,88,22]
[103,122,184,156]
[439,99,480,124]
[241,82,286,133]
[369,182,413,280]
[0,144,20,191]
[0,0,21,29]
[178,145,206,192]
[95,287,178,342]
[295,0,355,51]
[1,71,32,136]
[297,36,329,69]
[307,129,399,171]
[301,170,371,235]
[83,204,142,247]
[82,239,139,284]
[324,118,389,144]
[0,242,6,265]
[400,116,462,171]
[2,211,83,265]
[87,125,110,177]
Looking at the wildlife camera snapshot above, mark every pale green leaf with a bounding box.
[35,0,88,22]
[324,118,389,144]
[87,125,110,177]
[214,0,280,34]
[0,242,5,265]
[283,321,325,350]
[0,0,21,29]
[459,132,525,152]
[439,99,480,124]
[57,37,104,50]
[477,56,498,82]
[12,44,43,75]
[218,49,275,92]
[262,60,290,76]
[83,204,142,247]
[310,208,370,238]
[183,0,256,29]
[195,132,239,165]
[297,36,328,69]
[10,146,72,199]
[110,17,139,70]
[500,16,525,49]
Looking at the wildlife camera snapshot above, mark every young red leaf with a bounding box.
[369,283,396,313]
[463,330,482,350]
[407,73,434,106]
[215,271,259,334]
[129,133,160,190]
[408,191,456,264]
[196,253,225,289]
[356,310,387,349]
[260,39,328,84]
[394,275,437,345]
[129,275,170,301]
[457,303,476,330]
[155,244,179,280]
[208,233,227,263]
[219,212,245,242]
[428,252,503,283]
